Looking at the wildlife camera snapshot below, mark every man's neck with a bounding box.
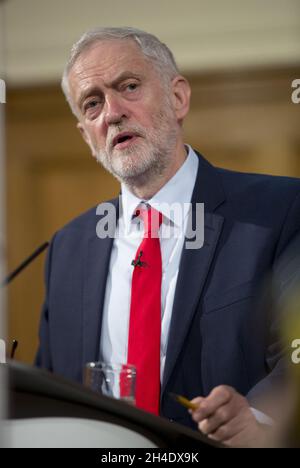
[124,143,188,200]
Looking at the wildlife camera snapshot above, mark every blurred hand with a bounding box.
[190,386,273,448]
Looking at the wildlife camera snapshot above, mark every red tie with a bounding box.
[127,206,162,415]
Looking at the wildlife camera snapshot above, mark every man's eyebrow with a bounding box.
[110,71,143,87]
[78,86,103,111]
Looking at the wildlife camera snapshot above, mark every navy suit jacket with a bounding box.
[36,152,300,428]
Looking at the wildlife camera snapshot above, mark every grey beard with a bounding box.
[95,143,171,186]
[95,128,178,187]
[93,103,179,187]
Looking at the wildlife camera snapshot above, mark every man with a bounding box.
[36,27,300,447]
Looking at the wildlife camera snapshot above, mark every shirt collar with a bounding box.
[121,145,199,230]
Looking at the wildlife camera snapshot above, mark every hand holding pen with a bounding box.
[169,392,200,411]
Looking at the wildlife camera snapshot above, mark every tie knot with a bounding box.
[135,206,162,236]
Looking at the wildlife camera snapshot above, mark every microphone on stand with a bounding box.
[10,340,18,359]
[1,241,49,287]
[0,241,49,360]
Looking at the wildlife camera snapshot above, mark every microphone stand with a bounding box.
[1,241,49,287]
[0,241,49,360]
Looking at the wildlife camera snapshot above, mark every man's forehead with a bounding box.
[68,39,157,104]
[72,39,149,77]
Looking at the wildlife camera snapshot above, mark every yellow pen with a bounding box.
[169,392,199,411]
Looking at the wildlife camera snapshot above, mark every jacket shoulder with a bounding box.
[217,167,300,201]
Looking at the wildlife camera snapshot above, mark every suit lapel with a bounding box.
[82,198,119,368]
[162,153,225,395]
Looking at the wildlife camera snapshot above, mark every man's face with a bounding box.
[68,39,182,184]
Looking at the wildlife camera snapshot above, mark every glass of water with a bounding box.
[84,362,136,405]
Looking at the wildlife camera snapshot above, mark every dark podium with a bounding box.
[5,360,220,448]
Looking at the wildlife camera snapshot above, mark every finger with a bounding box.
[208,422,244,443]
[192,386,234,420]
[188,396,204,412]
[197,403,236,434]
[207,410,253,443]
[188,397,204,416]
[190,396,204,406]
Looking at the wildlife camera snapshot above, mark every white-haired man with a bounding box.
[36,27,300,447]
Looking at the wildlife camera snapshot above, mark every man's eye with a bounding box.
[126,83,138,91]
[84,99,100,112]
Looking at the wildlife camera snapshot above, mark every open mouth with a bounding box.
[112,132,137,149]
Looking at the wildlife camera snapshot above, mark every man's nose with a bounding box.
[103,93,128,126]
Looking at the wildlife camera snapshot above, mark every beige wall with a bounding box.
[3,0,300,84]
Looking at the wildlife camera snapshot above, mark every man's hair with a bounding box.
[61,26,179,116]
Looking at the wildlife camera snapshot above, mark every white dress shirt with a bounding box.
[100,146,199,382]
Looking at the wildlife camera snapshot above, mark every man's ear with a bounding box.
[77,123,96,157]
[171,76,191,124]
